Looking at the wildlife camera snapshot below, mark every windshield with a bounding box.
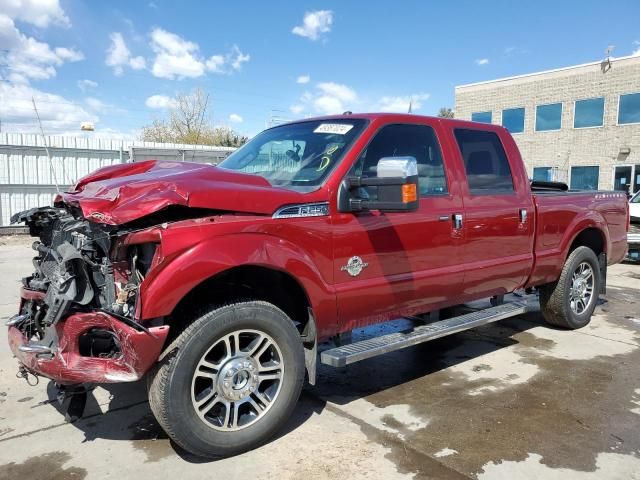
[218,119,367,190]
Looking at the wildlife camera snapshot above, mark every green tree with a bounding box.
[140,88,248,147]
[437,107,455,118]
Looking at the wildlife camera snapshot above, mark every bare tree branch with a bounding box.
[141,88,247,147]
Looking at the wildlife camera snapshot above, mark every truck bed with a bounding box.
[527,190,629,287]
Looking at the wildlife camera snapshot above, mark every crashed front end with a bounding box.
[8,206,169,385]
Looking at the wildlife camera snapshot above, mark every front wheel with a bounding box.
[148,301,305,458]
[539,246,601,329]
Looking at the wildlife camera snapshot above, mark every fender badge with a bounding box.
[341,256,369,277]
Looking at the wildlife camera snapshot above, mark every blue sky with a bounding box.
[1,0,639,139]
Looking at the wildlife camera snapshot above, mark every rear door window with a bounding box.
[454,129,515,194]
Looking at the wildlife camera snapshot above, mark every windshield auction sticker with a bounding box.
[314,123,354,135]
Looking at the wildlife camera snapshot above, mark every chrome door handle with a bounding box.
[438,215,449,221]
[453,214,463,229]
[519,209,528,223]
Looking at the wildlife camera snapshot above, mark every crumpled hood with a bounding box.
[61,160,306,225]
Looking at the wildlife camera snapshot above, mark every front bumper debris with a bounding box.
[8,306,169,385]
[8,206,168,385]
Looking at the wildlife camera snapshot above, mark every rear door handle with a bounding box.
[453,214,463,229]
[438,215,449,221]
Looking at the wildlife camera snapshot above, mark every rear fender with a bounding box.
[559,212,610,260]
[528,211,609,288]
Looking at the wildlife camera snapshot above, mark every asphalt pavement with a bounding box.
[1,235,639,480]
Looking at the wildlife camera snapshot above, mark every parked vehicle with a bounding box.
[628,191,640,261]
[630,190,640,223]
[8,113,629,458]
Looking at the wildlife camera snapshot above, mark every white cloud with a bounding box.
[0,82,97,133]
[129,55,146,69]
[145,94,177,109]
[77,79,98,92]
[205,55,225,73]
[633,40,640,56]
[150,28,205,79]
[292,10,333,41]
[229,45,250,70]
[85,97,107,112]
[0,0,70,28]
[106,32,146,76]
[54,47,83,62]
[293,81,431,116]
[0,14,83,83]
[377,93,430,113]
[316,82,356,102]
[228,113,243,123]
[296,74,310,84]
[101,27,251,80]
[293,82,357,115]
[205,45,250,74]
[313,82,356,114]
[475,58,490,66]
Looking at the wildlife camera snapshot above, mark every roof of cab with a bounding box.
[278,112,509,132]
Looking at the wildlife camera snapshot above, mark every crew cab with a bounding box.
[8,113,629,458]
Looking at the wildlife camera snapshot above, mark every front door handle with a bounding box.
[519,209,528,223]
[453,213,463,229]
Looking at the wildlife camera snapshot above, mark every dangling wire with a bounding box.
[32,97,61,194]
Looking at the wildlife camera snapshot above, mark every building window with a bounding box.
[614,164,640,195]
[502,107,525,133]
[570,166,599,191]
[535,103,562,131]
[618,93,640,125]
[453,128,514,194]
[533,167,553,181]
[574,97,604,128]
[471,111,492,124]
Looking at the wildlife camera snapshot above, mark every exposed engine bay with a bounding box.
[9,206,156,361]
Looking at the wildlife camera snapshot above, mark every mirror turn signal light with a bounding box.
[402,183,417,203]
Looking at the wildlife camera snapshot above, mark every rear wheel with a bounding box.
[539,246,601,329]
[148,301,305,458]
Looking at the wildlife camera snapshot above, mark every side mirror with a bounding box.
[338,156,420,212]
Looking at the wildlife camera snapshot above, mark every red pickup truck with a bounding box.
[8,113,629,458]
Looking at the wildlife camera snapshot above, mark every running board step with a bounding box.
[321,301,528,367]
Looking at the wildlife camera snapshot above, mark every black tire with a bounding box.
[147,301,305,458]
[539,246,601,329]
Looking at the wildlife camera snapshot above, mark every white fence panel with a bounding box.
[0,133,236,227]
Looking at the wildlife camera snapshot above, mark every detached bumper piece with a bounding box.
[8,310,169,385]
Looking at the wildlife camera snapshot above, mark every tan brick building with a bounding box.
[455,55,640,194]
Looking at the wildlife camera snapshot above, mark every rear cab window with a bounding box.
[453,128,515,195]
